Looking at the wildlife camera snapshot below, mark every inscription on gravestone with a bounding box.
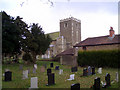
[5,71,12,81]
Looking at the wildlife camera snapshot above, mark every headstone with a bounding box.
[116,72,119,82]
[44,64,47,69]
[87,66,92,75]
[34,64,37,69]
[40,66,45,72]
[29,77,38,88]
[47,73,55,85]
[105,73,111,87]
[67,74,75,81]
[50,63,53,68]
[71,83,80,90]
[23,70,28,79]
[71,67,78,72]
[93,77,100,90]
[83,68,87,76]
[55,66,59,70]
[5,71,12,81]
[59,69,63,75]
[47,68,51,75]
[33,68,36,73]
[98,67,102,74]
[5,69,10,72]
[92,67,95,75]
[19,65,23,70]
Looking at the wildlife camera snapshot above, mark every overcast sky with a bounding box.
[0,0,119,40]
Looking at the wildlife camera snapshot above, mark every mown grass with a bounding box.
[2,61,119,89]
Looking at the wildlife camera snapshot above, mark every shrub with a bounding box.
[22,53,33,63]
[77,50,119,68]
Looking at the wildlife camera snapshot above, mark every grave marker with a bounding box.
[98,67,102,74]
[55,66,59,70]
[47,68,51,75]
[83,68,87,76]
[40,66,45,72]
[5,71,12,81]
[59,69,63,75]
[116,72,119,82]
[105,73,111,87]
[34,64,37,69]
[23,70,28,79]
[71,83,80,90]
[47,73,55,85]
[50,63,53,68]
[19,65,23,70]
[33,68,36,73]
[29,77,38,88]
[93,77,100,90]
[67,74,75,81]
[71,67,78,72]
[92,67,95,75]
[87,66,92,75]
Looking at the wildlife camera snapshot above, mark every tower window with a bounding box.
[64,23,68,28]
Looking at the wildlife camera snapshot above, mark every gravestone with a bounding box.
[83,68,87,76]
[44,64,47,69]
[105,73,111,87]
[23,70,28,79]
[98,67,102,74]
[29,77,38,88]
[47,73,55,85]
[19,65,23,70]
[33,67,36,73]
[92,67,95,75]
[71,67,78,72]
[116,72,119,82]
[71,83,80,90]
[87,66,92,75]
[93,77,100,90]
[47,68,51,75]
[50,63,53,68]
[5,69,10,72]
[67,74,75,81]
[55,66,59,70]
[5,71,12,81]
[40,66,45,72]
[34,64,37,69]
[59,69,63,75]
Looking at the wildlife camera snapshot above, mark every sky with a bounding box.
[0,0,119,40]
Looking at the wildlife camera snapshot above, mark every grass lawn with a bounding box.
[2,61,119,89]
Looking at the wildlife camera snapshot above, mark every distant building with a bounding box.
[42,17,81,59]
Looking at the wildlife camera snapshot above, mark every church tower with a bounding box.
[60,17,81,49]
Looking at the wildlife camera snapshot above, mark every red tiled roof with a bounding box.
[56,48,74,57]
[74,34,120,47]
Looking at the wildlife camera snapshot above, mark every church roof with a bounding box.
[74,34,120,47]
[56,48,74,57]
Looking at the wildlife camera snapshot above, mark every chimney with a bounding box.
[109,27,115,37]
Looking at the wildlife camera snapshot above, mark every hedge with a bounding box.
[77,50,120,68]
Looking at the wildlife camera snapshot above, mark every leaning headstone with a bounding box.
[105,73,111,87]
[33,67,36,73]
[92,67,95,75]
[67,74,75,81]
[87,66,92,76]
[55,66,59,70]
[5,71,12,81]
[29,77,38,88]
[71,67,78,72]
[50,63,53,68]
[47,68,51,75]
[40,66,45,73]
[98,67,102,74]
[116,72,119,82]
[83,68,87,76]
[23,70,28,79]
[93,77,100,90]
[59,69,63,75]
[71,83,80,90]
[19,65,23,70]
[34,64,37,69]
[46,73,55,85]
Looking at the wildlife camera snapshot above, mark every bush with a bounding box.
[77,50,119,68]
[22,53,33,63]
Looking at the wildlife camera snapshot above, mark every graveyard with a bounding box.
[2,61,119,89]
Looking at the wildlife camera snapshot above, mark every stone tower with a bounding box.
[60,17,81,49]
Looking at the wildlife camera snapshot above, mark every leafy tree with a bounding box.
[2,11,21,61]
[23,23,52,63]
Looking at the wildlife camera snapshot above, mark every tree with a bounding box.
[23,23,52,63]
[2,11,21,60]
